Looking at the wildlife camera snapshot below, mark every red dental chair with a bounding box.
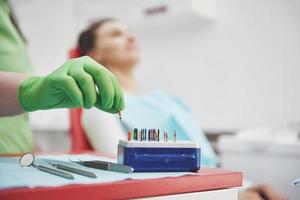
[68,48,93,153]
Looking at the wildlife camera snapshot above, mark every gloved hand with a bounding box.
[18,56,124,113]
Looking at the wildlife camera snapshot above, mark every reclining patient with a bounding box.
[78,18,217,167]
[77,19,287,200]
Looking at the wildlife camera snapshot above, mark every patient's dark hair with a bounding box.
[77,18,114,56]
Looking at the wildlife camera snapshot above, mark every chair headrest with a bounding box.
[69,47,81,58]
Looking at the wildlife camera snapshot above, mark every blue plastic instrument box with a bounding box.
[117,140,201,172]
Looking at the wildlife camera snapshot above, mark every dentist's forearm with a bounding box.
[0,71,29,117]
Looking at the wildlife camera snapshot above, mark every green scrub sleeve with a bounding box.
[0,0,34,153]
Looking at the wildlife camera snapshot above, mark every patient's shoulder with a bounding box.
[152,90,183,102]
[82,107,118,123]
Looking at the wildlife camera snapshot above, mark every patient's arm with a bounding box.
[82,108,126,156]
[238,184,288,200]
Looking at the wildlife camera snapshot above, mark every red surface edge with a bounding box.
[0,168,242,200]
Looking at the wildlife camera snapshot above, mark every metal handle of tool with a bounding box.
[108,163,134,173]
[55,164,97,178]
[81,161,107,169]
[36,165,74,179]
[80,161,134,173]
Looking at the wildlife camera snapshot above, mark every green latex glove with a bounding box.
[19,56,124,113]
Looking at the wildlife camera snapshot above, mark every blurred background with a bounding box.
[9,0,300,199]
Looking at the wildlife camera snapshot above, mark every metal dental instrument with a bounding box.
[70,156,133,173]
[76,160,134,173]
[45,159,97,178]
[19,153,74,179]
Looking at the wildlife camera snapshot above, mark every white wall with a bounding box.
[10,0,300,134]
[135,0,300,130]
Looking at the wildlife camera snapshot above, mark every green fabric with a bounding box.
[0,0,125,154]
[19,56,125,113]
[0,0,33,153]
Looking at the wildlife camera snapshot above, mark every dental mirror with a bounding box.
[19,152,35,167]
[19,152,74,179]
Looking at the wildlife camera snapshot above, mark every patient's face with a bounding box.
[92,21,140,68]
